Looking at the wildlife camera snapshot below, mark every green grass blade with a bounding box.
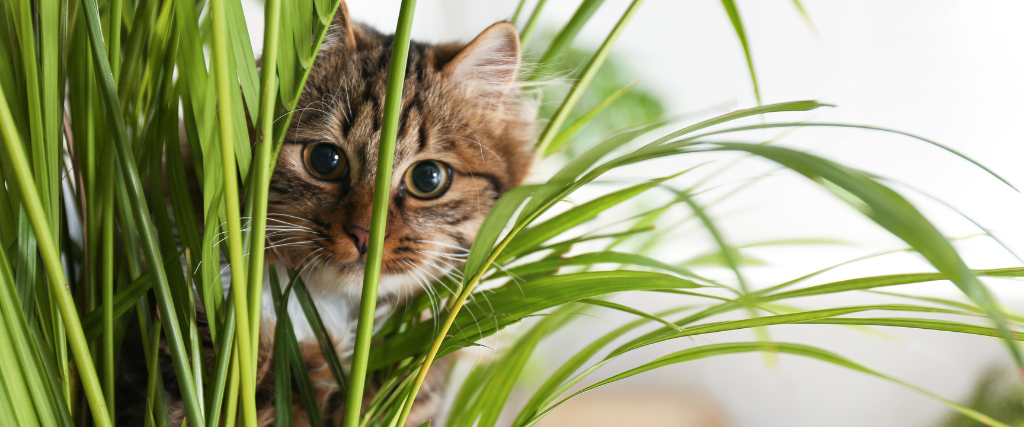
[205,300,235,427]
[463,185,537,282]
[497,251,702,283]
[503,174,673,261]
[535,0,606,75]
[475,305,577,427]
[679,122,1016,191]
[544,80,638,156]
[347,1,418,426]
[673,188,777,363]
[0,224,66,426]
[292,272,348,395]
[511,0,529,24]
[577,299,683,331]
[211,0,256,423]
[77,0,204,423]
[675,189,747,291]
[100,171,117,423]
[370,271,700,369]
[0,62,111,427]
[517,0,548,48]
[227,0,260,120]
[534,227,656,256]
[791,0,816,32]
[615,304,999,359]
[719,0,760,104]
[511,306,692,426]
[244,0,283,366]
[520,101,827,224]
[763,270,1013,302]
[0,309,40,427]
[270,268,323,427]
[707,142,1024,367]
[804,317,1023,340]
[269,270,294,427]
[526,342,1009,427]
[535,0,645,155]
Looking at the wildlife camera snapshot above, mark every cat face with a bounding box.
[267,5,536,301]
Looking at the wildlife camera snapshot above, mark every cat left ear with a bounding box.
[443,22,521,97]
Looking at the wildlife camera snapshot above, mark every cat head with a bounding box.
[268,3,536,301]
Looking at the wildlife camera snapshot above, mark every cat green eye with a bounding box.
[303,143,348,180]
[404,160,450,199]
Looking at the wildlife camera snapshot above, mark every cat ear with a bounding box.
[325,1,357,49]
[443,22,521,97]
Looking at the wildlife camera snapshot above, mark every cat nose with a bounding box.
[345,225,370,255]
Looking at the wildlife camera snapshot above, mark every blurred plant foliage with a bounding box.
[0,0,1022,426]
[527,31,665,157]
[942,368,1024,427]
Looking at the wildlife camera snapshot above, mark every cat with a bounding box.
[117,1,536,426]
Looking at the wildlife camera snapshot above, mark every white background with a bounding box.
[241,1,1024,426]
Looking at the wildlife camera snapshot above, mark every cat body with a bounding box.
[118,2,535,426]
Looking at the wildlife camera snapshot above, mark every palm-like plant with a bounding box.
[0,0,1019,426]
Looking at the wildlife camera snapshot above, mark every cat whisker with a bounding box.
[413,261,459,299]
[415,249,469,261]
[264,242,318,251]
[266,234,327,244]
[301,253,327,284]
[382,274,401,320]
[399,260,442,333]
[491,261,526,298]
[439,123,502,164]
[265,225,314,232]
[416,248,469,258]
[294,247,326,273]
[344,91,353,124]
[313,251,333,285]
[402,258,486,340]
[412,251,465,279]
[414,239,471,253]
[266,213,320,227]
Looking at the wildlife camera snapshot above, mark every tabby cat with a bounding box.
[117,2,536,426]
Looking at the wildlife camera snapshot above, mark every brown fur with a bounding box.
[268,4,535,301]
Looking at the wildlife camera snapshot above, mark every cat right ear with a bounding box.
[443,22,521,98]
[324,1,357,50]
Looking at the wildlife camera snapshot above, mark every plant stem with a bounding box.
[394,233,515,427]
[79,0,206,423]
[106,0,122,81]
[518,0,548,48]
[0,80,111,427]
[223,349,241,427]
[511,0,529,24]
[343,1,418,426]
[100,156,116,424]
[533,0,606,78]
[245,0,283,368]
[210,0,256,424]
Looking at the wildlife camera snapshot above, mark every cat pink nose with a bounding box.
[346,225,370,255]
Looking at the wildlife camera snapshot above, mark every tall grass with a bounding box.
[0,0,1020,426]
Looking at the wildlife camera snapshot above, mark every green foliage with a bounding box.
[942,368,1024,427]
[529,32,665,157]
[0,0,1019,426]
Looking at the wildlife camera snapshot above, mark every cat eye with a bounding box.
[404,160,450,199]
[302,143,348,181]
